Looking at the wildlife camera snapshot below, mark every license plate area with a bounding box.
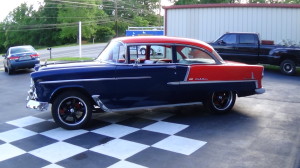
[19,56,31,60]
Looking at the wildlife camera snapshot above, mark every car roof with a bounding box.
[113,36,213,52]
[9,45,34,50]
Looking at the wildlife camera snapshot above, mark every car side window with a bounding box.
[148,45,173,63]
[239,34,257,44]
[220,34,237,44]
[128,45,173,64]
[176,46,216,65]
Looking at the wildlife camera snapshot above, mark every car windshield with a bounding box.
[96,41,125,63]
[11,46,35,54]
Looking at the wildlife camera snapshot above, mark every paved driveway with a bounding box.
[0,69,299,168]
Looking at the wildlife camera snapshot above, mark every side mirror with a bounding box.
[218,40,226,45]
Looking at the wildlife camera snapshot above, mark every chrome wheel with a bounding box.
[58,97,88,126]
[205,91,236,113]
[140,49,146,55]
[280,59,296,75]
[212,91,234,111]
[52,91,92,129]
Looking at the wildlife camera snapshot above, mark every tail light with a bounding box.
[9,56,20,60]
[30,54,39,58]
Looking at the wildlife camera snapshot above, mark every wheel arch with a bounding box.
[49,86,94,105]
[279,54,297,65]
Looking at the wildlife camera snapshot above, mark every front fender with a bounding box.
[49,85,90,104]
[268,48,289,65]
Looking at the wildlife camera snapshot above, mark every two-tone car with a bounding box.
[26,36,265,129]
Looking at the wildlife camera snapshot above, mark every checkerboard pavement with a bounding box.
[0,111,207,168]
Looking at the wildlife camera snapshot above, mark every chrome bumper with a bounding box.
[255,88,265,94]
[26,100,49,111]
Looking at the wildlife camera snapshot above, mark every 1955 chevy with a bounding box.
[27,36,265,129]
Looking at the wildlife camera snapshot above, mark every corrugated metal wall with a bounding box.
[165,5,300,44]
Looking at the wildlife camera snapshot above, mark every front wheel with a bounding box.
[204,91,236,114]
[52,91,92,130]
[280,59,296,75]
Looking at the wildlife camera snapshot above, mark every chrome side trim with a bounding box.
[117,76,151,80]
[107,102,203,113]
[39,76,151,84]
[167,80,257,85]
[184,66,191,81]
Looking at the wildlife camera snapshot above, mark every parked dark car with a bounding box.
[2,45,40,75]
[26,36,265,129]
[209,32,300,75]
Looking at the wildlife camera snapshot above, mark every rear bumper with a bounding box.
[255,88,265,94]
[26,100,49,111]
[11,60,40,69]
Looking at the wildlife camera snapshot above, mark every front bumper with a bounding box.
[255,88,266,94]
[26,100,49,111]
[26,78,48,111]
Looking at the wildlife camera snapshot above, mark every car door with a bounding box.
[212,33,238,60]
[172,45,222,103]
[113,44,179,108]
[234,34,260,64]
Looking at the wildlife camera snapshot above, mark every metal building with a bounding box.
[163,4,300,44]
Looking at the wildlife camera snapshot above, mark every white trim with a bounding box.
[39,76,152,84]
[168,80,257,85]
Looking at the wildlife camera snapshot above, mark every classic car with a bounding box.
[26,36,265,129]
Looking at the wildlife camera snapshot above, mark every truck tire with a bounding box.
[204,91,236,114]
[280,59,296,75]
[140,48,146,55]
[52,91,92,130]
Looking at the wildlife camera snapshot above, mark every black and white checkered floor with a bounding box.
[0,110,207,168]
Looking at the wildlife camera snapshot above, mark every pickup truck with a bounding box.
[209,32,300,75]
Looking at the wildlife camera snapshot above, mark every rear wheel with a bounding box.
[280,59,296,75]
[205,91,236,114]
[52,91,92,130]
[7,67,13,75]
[140,48,146,55]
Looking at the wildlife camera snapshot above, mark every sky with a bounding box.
[0,0,173,22]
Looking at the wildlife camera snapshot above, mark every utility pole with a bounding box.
[114,0,118,37]
[159,0,162,26]
[79,21,82,58]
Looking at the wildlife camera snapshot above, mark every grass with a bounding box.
[46,57,94,62]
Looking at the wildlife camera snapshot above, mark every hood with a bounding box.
[38,61,105,71]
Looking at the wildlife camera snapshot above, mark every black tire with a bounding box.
[52,91,92,130]
[204,91,236,114]
[7,67,13,75]
[150,49,154,55]
[140,48,146,55]
[280,59,296,75]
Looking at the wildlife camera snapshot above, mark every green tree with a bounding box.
[57,0,109,42]
[34,0,61,46]
[3,3,38,47]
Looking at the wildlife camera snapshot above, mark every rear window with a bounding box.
[239,34,257,44]
[11,46,35,54]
